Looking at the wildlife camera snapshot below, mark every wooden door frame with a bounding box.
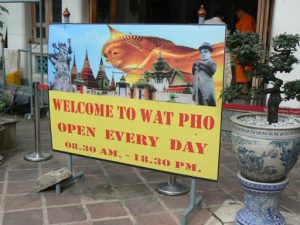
[89,0,116,23]
[256,0,275,50]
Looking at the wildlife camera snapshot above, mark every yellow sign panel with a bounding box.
[49,90,222,180]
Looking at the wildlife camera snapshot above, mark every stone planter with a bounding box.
[0,125,5,144]
[0,117,18,150]
[231,113,300,183]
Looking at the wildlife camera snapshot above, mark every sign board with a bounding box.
[48,24,226,180]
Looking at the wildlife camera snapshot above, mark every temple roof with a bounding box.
[151,52,172,72]
[72,72,86,86]
[169,70,193,86]
[96,57,108,81]
[82,49,91,69]
[116,75,129,87]
[81,50,98,89]
[144,52,174,79]
[71,54,78,77]
[135,75,157,91]
[110,74,116,91]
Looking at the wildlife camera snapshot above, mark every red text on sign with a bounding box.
[170,139,208,154]
[140,109,174,125]
[58,122,96,137]
[178,113,215,130]
[105,129,159,147]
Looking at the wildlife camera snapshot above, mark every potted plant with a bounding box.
[223,31,300,225]
[0,91,6,147]
[0,89,18,151]
[0,90,9,164]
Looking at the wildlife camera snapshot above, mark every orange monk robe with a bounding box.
[236,13,256,32]
[235,13,256,83]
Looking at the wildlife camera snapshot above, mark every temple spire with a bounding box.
[98,57,105,72]
[71,53,78,83]
[83,49,91,69]
[85,49,88,60]
[110,74,116,91]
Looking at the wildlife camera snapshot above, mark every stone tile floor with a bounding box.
[0,117,299,225]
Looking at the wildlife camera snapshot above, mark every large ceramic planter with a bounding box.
[231,113,300,183]
[236,171,289,225]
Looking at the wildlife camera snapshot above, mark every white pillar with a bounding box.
[270,0,300,108]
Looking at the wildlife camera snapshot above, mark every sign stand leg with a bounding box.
[55,155,84,194]
[53,9,84,194]
[156,174,189,196]
[181,179,202,225]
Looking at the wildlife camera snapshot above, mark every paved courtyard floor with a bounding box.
[0,117,299,225]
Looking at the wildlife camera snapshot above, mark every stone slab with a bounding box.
[35,167,72,192]
[213,200,242,223]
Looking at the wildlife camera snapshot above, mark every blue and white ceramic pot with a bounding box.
[236,171,289,225]
[231,113,300,183]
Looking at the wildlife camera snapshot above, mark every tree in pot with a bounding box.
[0,89,11,163]
[0,89,11,113]
[223,32,300,225]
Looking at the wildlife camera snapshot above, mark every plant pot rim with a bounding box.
[237,171,289,187]
[0,117,18,125]
[231,112,300,131]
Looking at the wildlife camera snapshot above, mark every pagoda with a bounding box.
[81,50,98,89]
[110,74,116,91]
[96,57,110,90]
[70,54,78,84]
[143,52,174,91]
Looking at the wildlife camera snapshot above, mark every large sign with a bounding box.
[48,24,226,180]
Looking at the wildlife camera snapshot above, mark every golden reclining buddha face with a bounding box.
[102,25,224,79]
[103,41,147,72]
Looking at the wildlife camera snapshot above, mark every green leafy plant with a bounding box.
[223,31,300,124]
[0,90,11,114]
[0,5,8,37]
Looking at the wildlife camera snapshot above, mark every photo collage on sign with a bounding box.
[48,24,226,107]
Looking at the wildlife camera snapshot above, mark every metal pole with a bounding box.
[1,38,5,88]
[34,82,41,153]
[54,7,84,194]
[180,6,206,224]
[20,40,34,119]
[24,82,52,161]
[68,154,73,171]
[28,39,34,115]
[63,7,74,175]
[156,174,189,196]
[39,0,44,105]
[181,179,202,225]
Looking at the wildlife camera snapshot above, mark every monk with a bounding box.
[235,5,256,93]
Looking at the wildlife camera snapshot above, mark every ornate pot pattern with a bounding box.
[231,113,300,183]
[236,172,288,225]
